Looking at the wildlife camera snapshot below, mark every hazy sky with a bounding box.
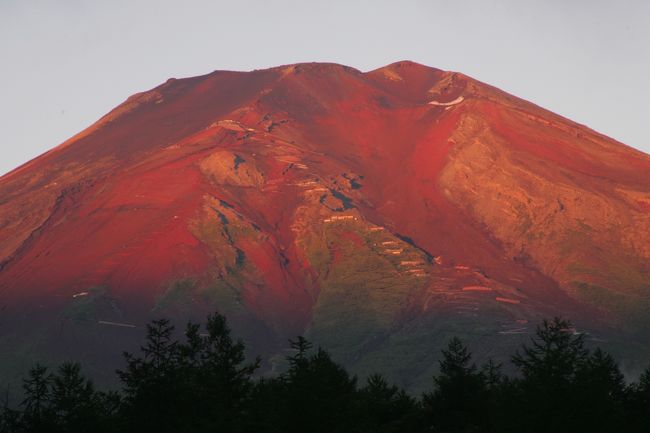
[1,0,649,175]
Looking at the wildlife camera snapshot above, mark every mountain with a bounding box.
[1,61,650,390]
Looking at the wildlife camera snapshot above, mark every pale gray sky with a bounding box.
[1,0,649,175]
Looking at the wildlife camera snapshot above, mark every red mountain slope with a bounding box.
[1,61,650,389]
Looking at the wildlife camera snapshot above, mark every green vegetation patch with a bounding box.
[190,197,262,273]
[153,278,198,315]
[573,281,650,332]
[200,279,246,316]
[153,276,250,323]
[308,222,429,365]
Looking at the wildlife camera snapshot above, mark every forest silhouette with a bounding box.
[2,314,650,433]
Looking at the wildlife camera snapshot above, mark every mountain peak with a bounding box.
[379,59,438,70]
[1,61,649,389]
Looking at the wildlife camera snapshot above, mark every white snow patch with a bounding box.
[98,320,137,328]
[428,96,465,106]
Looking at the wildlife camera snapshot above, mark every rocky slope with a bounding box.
[1,61,650,390]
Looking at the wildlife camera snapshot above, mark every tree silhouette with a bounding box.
[117,318,183,433]
[49,362,99,433]
[623,363,650,432]
[572,348,626,431]
[357,374,423,433]
[6,314,650,432]
[423,337,491,432]
[0,388,21,433]
[511,320,632,432]
[268,337,358,433]
[21,364,54,433]
[287,336,312,369]
[117,314,259,433]
[177,313,260,433]
[512,318,588,382]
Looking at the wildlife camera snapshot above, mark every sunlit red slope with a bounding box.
[1,61,650,389]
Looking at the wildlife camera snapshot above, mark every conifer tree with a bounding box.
[357,374,423,433]
[282,338,357,433]
[509,317,590,432]
[423,337,489,432]
[0,389,21,433]
[117,318,181,433]
[21,364,54,433]
[177,313,260,433]
[117,314,259,433]
[50,362,98,433]
[573,348,626,431]
[621,363,650,432]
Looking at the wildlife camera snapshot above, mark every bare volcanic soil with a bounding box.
[1,61,650,390]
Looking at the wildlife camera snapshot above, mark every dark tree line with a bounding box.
[2,315,650,433]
